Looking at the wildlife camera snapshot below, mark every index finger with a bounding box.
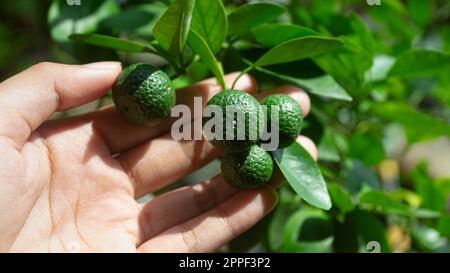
[0,62,121,149]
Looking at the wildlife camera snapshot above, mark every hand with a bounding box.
[0,62,317,253]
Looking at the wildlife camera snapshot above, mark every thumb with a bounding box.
[0,61,122,148]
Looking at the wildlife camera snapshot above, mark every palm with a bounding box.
[0,62,313,253]
[9,122,140,252]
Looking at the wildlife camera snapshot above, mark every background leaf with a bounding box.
[388,49,450,77]
[251,23,320,48]
[48,0,120,42]
[100,3,165,37]
[255,37,343,67]
[191,0,227,53]
[328,183,355,216]
[228,2,285,36]
[187,29,225,88]
[359,190,412,216]
[411,163,447,212]
[273,142,331,210]
[153,0,195,56]
[70,33,154,53]
[283,209,333,252]
[371,102,450,142]
[254,66,352,101]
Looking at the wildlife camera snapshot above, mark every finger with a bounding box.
[255,85,311,116]
[138,186,278,253]
[297,135,318,161]
[0,62,121,148]
[135,136,318,243]
[137,175,237,245]
[118,87,310,197]
[82,72,258,154]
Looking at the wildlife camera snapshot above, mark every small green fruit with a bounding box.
[221,145,274,189]
[261,94,303,149]
[203,89,261,153]
[113,63,175,127]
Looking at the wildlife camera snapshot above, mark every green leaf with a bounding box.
[272,142,331,210]
[253,65,352,101]
[371,102,450,142]
[153,0,196,56]
[348,13,376,55]
[438,215,450,237]
[344,159,381,194]
[100,3,166,37]
[411,225,449,252]
[70,33,155,53]
[388,49,450,78]
[283,209,333,252]
[407,0,432,27]
[48,0,120,42]
[328,183,355,216]
[191,0,227,53]
[268,188,300,251]
[255,36,343,67]
[317,129,341,162]
[251,23,320,48]
[365,55,396,82]
[348,210,392,253]
[348,132,386,166]
[314,39,373,94]
[187,29,225,88]
[228,2,285,36]
[411,163,447,212]
[359,190,411,216]
[360,190,441,219]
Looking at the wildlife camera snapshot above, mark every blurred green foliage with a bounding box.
[1,0,449,253]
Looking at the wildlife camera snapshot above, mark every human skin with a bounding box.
[0,62,317,252]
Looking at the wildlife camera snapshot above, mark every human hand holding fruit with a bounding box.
[0,62,316,252]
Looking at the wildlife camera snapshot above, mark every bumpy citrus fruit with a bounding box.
[221,145,274,189]
[203,89,261,153]
[261,94,303,149]
[112,63,175,127]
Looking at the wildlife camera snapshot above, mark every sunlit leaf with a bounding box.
[273,142,331,210]
[228,2,285,36]
[153,0,195,55]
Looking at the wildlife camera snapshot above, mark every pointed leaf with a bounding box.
[228,2,285,36]
[251,23,320,48]
[191,0,227,53]
[187,30,225,88]
[255,36,343,66]
[70,33,155,53]
[153,0,196,55]
[388,49,450,78]
[273,142,331,210]
[253,65,352,101]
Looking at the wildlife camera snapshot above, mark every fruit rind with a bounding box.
[203,89,261,153]
[113,63,175,127]
[221,145,274,189]
[262,94,303,149]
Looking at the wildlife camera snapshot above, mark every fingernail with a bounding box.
[83,61,121,70]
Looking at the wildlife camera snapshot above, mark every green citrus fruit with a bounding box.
[112,63,175,127]
[221,145,274,189]
[261,94,303,149]
[203,89,261,153]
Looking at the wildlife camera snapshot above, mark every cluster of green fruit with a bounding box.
[203,89,303,189]
[112,64,303,189]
